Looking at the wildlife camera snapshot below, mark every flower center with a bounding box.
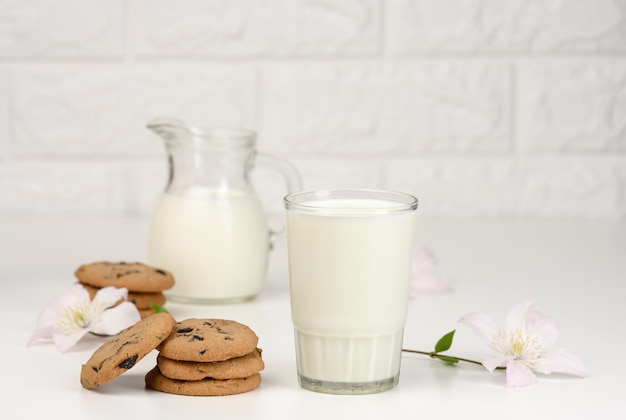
[492,328,545,363]
[504,329,543,361]
[56,299,107,334]
[511,337,529,356]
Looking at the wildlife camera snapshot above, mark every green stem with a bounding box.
[402,348,505,370]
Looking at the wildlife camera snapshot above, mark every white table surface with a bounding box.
[1,215,625,419]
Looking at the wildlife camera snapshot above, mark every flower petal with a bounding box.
[93,286,128,308]
[410,269,450,295]
[35,284,91,327]
[532,349,586,377]
[411,246,437,271]
[56,284,91,308]
[504,300,536,333]
[504,300,560,349]
[458,312,499,349]
[90,302,140,336]
[482,354,507,373]
[505,360,537,387]
[27,325,57,346]
[53,329,90,352]
[527,309,560,349]
[410,246,450,296]
[28,284,92,348]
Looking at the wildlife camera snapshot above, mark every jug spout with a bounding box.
[148,117,187,129]
[148,117,257,150]
[147,117,196,143]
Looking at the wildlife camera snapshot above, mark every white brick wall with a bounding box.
[0,0,624,219]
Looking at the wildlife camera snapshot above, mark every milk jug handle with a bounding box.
[255,153,302,248]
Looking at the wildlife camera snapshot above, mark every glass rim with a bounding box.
[283,189,418,215]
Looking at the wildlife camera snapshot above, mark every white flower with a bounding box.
[28,284,141,352]
[458,300,586,387]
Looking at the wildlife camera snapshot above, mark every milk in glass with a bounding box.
[285,192,418,394]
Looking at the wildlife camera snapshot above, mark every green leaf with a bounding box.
[434,330,456,353]
[150,303,170,314]
[436,355,460,365]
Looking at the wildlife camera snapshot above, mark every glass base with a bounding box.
[164,293,257,305]
[298,373,399,395]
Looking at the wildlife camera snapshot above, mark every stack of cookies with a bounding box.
[145,318,265,396]
[75,261,175,318]
[80,315,264,397]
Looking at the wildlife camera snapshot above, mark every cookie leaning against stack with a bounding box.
[75,261,175,318]
[145,318,264,396]
[81,312,177,389]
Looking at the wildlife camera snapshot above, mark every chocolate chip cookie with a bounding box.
[80,312,176,389]
[75,261,175,293]
[157,348,264,381]
[157,319,259,363]
[145,367,261,396]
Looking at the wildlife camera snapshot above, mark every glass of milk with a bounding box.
[284,189,418,394]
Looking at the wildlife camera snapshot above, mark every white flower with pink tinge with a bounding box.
[28,284,140,352]
[459,300,586,387]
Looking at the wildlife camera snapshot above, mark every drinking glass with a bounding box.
[284,189,418,394]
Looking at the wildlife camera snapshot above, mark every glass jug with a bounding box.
[147,118,302,304]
